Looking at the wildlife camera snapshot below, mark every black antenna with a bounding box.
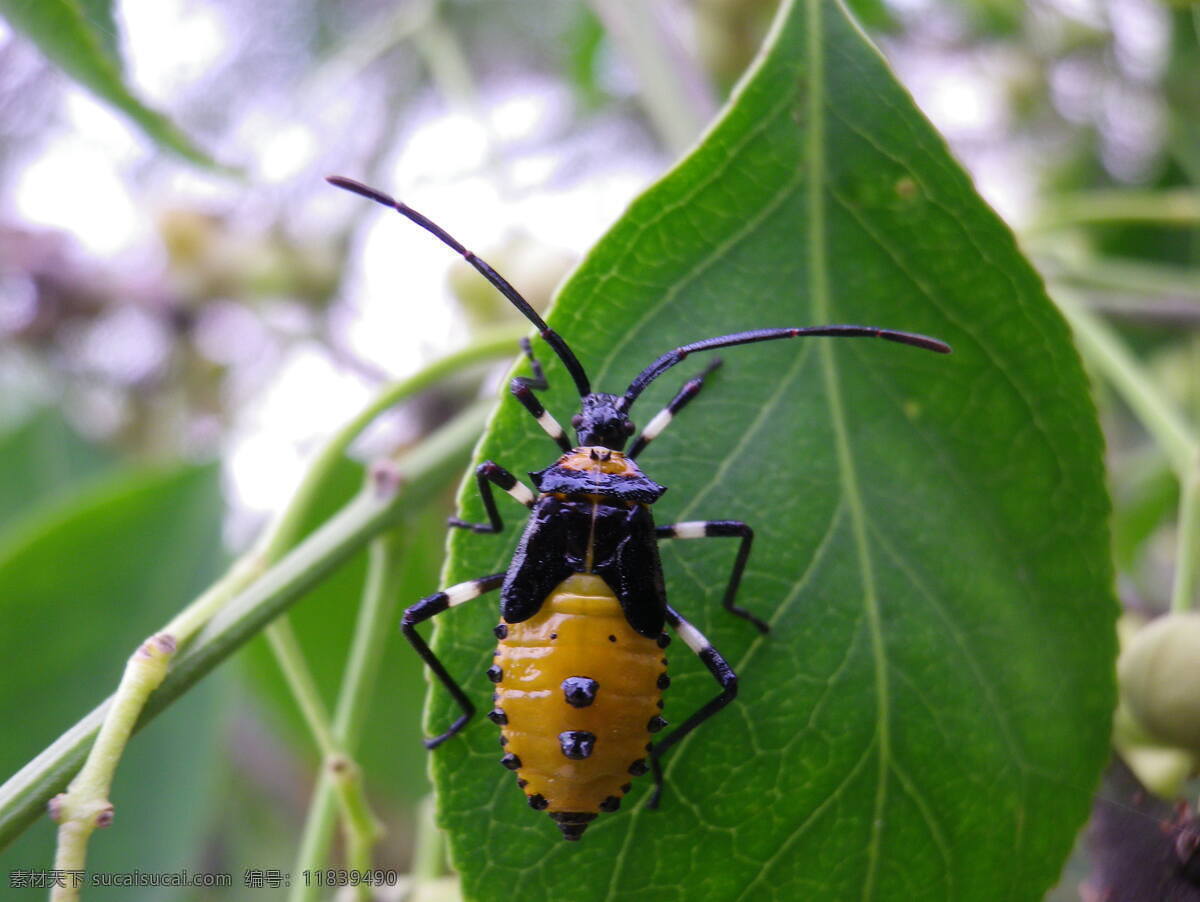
[327,176,592,397]
[622,325,951,408]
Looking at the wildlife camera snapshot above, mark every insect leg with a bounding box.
[647,605,738,809]
[627,358,722,459]
[510,338,571,452]
[447,461,536,533]
[512,336,548,390]
[402,572,507,748]
[656,521,767,633]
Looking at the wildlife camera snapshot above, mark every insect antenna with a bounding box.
[327,175,592,397]
[621,325,951,409]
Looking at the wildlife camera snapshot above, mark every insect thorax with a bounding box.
[530,447,666,504]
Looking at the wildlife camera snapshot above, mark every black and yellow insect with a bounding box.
[328,175,951,841]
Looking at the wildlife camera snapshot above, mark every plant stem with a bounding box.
[1037,253,1200,301]
[412,3,513,200]
[1055,289,1198,474]
[260,326,523,565]
[48,634,176,902]
[588,0,716,156]
[1056,287,1200,614]
[1071,295,1200,326]
[1034,189,1200,231]
[1172,458,1200,613]
[334,527,412,748]
[291,527,410,902]
[0,399,491,853]
[159,557,270,674]
[259,331,521,884]
[411,794,446,882]
[265,619,340,763]
[251,328,522,882]
[31,330,521,878]
[265,618,381,897]
[147,326,520,648]
[46,538,269,896]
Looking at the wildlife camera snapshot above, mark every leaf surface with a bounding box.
[0,0,221,167]
[0,410,112,533]
[0,464,226,895]
[429,1,1115,899]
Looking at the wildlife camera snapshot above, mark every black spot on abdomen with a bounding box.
[559,730,596,760]
[561,676,599,707]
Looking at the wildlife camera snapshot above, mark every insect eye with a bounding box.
[623,421,635,434]
[571,414,583,427]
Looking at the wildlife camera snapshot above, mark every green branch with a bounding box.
[1037,254,1200,302]
[254,328,523,877]
[265,617,381,894]
[1055,287,1200,613]
[48,635,176,902]
[245,328,522,883]
[291,527,411,901]
[260,326,524,564]
[1055,289,1198,474]
[1173,459,1200,613]
[587,0,715,155]
[1034,189,1200,231]
[0,322,522,852]
[26,328,522,877]
[0,402,487,851]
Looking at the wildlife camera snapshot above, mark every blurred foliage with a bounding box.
[0,409,113,531]
[0,415,227,898]
[0,0,220,166]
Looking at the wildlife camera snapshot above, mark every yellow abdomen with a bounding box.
[492,573,666,840]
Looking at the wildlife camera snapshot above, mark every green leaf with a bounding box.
[431,1,1115,899]
[563,6,607,109]
[0,463,227,894]
[0,0,223,169]
[0,409,113,533]
[76,0,119,68]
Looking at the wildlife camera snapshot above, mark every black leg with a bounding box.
[512,336,548,390]
[402,572,507,748]
[647,605,738,809]
[656,520,767,633]
[628,358,722,459]
[510,338,571,452]
[448,461,536,533]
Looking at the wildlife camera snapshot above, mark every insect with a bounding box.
[328,175,952,841]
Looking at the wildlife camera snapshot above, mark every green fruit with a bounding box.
[1118,612,1200,754]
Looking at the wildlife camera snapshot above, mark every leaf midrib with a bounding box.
[611,2,894,895]
[804,2,891,900]
[595,2,896,896]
